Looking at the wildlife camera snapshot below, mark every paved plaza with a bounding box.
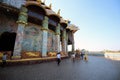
[0,56,120,80]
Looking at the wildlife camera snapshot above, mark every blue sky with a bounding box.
[45,0,120,51]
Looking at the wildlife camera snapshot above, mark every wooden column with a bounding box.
[12,6,28,59]
[62,29,67,54]
[72,32,75,52]
[41,16,48,57]
[55,23,60,53]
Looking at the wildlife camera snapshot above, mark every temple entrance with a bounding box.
[0,32,16,55]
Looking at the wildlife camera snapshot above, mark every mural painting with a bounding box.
[22,23,42,52]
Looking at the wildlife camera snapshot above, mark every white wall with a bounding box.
[104,52,120,60]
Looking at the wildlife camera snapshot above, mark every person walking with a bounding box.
[84,53,88,62]
[81,52,84,60]
[2,52,7,68]
[81,49,85,60]
[57,52,61,66]
[71,53,75,62]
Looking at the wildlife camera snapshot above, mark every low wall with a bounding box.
[88,51,104,56]
[0,56,69,66]
[104,52,120,60]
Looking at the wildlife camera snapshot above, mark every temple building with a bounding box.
[0,0,79,60]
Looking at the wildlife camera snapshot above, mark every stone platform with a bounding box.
[0,56,68,66]
[0,56,120,80]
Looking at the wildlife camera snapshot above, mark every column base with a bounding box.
[11,56,21,60]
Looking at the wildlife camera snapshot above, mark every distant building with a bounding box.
[0,0,79,59]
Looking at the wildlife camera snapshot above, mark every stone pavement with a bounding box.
[0,56,120,80]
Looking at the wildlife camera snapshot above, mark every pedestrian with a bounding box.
[71,53,75,62]
[57,52,61,66]
[81,49,85,60]
[84,53,88,62]
[2,52,7,68]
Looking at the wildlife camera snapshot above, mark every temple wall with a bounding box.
[0,11,17,35]
[0,0,77,59]
[47,30,56,52]
[1,0,26,8]
[22,23,42,52]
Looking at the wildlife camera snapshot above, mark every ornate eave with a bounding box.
[45,9,56,15]
[25,1,40,6]
[45,9,60,23]
[46,9,60,18]
[60,18,68,25]
[25,1,47,15]
[0,3,19,13]
[66,24,79,33]
[0,1,79,33]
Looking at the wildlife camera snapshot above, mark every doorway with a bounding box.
[0,32,16,55]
